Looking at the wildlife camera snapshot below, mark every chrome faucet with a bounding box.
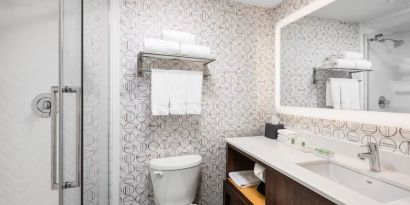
[357,142,381,172]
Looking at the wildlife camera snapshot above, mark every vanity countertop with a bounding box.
[225,136,410,205]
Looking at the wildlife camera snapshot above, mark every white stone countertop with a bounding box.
[225,136,410,205]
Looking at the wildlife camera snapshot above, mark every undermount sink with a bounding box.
[298,161,410,203]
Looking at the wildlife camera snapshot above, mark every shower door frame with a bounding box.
[56,0,84,203]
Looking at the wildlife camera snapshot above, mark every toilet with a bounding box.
[149,155,202,205]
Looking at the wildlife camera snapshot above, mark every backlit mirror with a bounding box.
[280,0,410,113]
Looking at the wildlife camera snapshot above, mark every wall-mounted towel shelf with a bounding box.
[312,67,373,84]
[137,52,216,77]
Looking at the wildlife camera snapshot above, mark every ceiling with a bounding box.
[312,0,410,33]
[312,0,410,22]
[232,0,284,8]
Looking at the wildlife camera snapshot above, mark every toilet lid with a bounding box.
[150,155,202,170]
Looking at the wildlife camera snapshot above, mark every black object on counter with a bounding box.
[257,182,265,196]
[264,123,284,139]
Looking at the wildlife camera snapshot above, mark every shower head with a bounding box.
[391,39,405,48]
[368,33,405,48]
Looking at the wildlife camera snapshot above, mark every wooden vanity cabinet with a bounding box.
[224,144,335,205]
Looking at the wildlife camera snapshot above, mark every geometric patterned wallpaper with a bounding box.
[118,0,410,205]
[278,114,410,156]
[281,16,360,108]
[119,0,275,204]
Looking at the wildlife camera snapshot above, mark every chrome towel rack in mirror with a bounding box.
[137,52,216,77]
[312,67,373,84]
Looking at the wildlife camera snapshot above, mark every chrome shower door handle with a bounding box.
[51,86,82,190]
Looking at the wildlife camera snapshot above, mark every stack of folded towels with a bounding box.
[143,30,212,58]
[229,170,261,188]
[320,51,372,70]
[277,129,297,143]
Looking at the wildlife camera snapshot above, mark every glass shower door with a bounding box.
[0,0,109,204]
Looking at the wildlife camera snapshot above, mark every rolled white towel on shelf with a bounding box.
[180,44,212,59]
[162,30,196,45]
[254,163,265,182]
[355,60,372,70]
[277,129,297,136]
[326,51,364,60]
[320,59,357,69]
[143,38,180,56]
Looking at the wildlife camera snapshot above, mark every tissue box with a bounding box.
[264,123,284,139]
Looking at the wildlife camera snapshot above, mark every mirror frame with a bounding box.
[274,0,410,129]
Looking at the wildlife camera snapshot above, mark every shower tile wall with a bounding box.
[280,16,360,107]
[120,0,275,204]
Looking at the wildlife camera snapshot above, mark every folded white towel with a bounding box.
[326,51,364,60]
[168,70,187,115]
[340,79,360,110]
[277,129,297,136]
[277,134,288,143]
[355,60,372,70]
[321,59,357,69]
[143,38,180,55]
[329,78,343,109]
[151,69,170,115]
[162,30,196,45]
[229,171,260,188]
[254,163,265,182]
[185,71,203,115]
[180,44,212,59]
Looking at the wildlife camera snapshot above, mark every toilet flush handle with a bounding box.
[153,171,164,177]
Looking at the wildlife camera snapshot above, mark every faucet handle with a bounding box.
[361,142,378,152]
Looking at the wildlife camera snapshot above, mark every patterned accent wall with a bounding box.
[119,0,410,205]
[280,16,360,107]
[278,114,410,155]
[119,1,275,204]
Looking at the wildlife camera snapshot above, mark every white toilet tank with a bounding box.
[149,155,202,205]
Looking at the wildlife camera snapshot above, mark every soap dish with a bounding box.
[313,148,335,159]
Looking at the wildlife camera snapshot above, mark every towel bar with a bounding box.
[312,67,373,84]
[137,52,215,77]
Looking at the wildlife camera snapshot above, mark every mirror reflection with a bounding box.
[280,0,410,113]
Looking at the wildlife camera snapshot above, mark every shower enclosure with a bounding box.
[0,0,110,204]
[366,31,410,113]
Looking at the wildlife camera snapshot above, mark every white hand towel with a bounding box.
[326,51,364,60]
[340,79,360,110]
[277,129,297,136]
[355,60,372,70]
[180,44,212,59]
[321,59,357,69]
[326,80,333,107]
[143,38,180,55]
[151,69,170,115]
[329,78,342,109]
[185,71,203,115]
[162,30,196,45]
[169,70,187,115]
[254,163,265,182]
